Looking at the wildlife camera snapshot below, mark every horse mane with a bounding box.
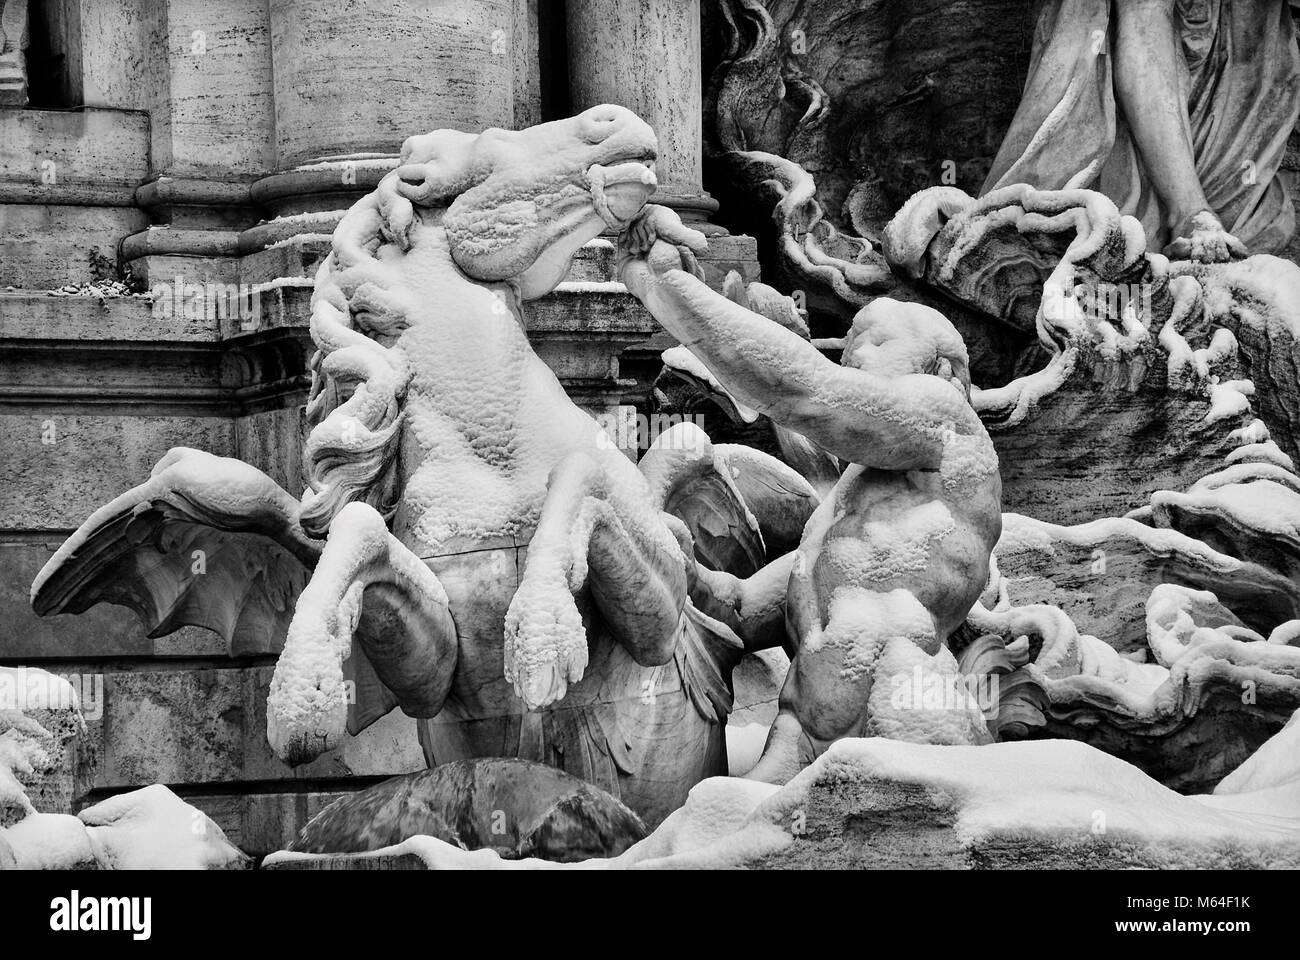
[298,192,412,539]
[295,127,513,538]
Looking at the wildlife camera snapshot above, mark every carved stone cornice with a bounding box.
[0,292,311,416]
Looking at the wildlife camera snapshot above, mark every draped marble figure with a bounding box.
[985,0,1300,261]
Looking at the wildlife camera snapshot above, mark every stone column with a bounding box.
[246,0,525,250]
[565,0,719,230]
[267,0,517,170]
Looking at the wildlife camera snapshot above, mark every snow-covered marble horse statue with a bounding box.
[30,106,818,826]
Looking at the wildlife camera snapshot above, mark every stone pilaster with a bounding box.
[115,0,276,280]
[564,0,760,392]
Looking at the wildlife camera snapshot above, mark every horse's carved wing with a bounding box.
[31,447,321,657]
[641,427,819,578]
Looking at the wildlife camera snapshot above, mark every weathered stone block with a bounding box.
[0,540,227,660]
[76,666,425,794]
[193,789,354,857]
[0,106,149,205]
[0,204,147,288]
[0,414,235,529]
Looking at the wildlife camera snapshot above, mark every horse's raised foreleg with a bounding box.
[267,501,457,764]
[505,450,689,710]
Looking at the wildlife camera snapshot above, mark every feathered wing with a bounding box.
[713,443,819,560]
[639,425,819,578]
[31,447,322,657]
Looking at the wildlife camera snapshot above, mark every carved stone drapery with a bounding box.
[0,0,29,106]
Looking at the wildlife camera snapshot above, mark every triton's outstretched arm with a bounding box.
[617,206,975,472]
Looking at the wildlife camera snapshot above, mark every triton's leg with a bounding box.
[746,587,936,783]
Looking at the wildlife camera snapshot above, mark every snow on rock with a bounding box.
[265,736,1300,870]
[1198,707,1300,823]
[265,773,785,870]
[725,723,771,777]
[78,785,250,870]
[884,184,1300,538]
[968,576,1300,793]
[0,667,83,824]
[881,186,974,279]
[864,640,992,745]
[1174,254,1300,464]
[0,784,250,870]
[986,511,1284,656]
[1150,476,1300,559]
[978,356,1300,789]
[4,814,97,870]
[554,280,628,294]
[294,158,398,173]
[0,761,34,830]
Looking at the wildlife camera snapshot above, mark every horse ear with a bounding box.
[396,129,482,204]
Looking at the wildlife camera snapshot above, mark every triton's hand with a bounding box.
[1164,210,1248,263]
[616,204,708,296]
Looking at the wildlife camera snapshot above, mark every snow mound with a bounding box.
[0,784,249,870]
[79,784,250,870]
[4,814,97,869]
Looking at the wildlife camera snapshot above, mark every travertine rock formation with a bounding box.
[702,0,1035,329]
[885,184,1300,523]
[263,733,1300,870]
[885,183,1300,791]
